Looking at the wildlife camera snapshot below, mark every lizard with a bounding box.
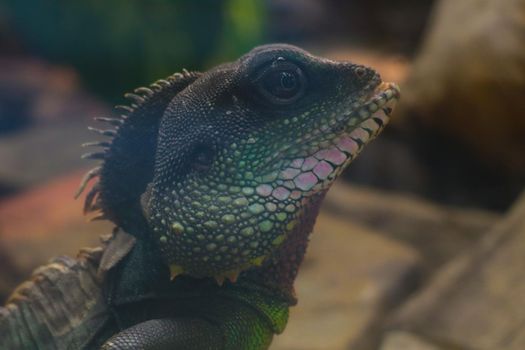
[0,44,400,350]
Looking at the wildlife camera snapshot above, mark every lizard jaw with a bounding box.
[220,82,401,279]
[164,82,400,282]
[275,82,400,196]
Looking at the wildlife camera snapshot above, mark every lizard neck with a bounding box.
[242,191,327,305]
[106,191,326,307]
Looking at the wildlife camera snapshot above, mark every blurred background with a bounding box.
[0,0,524,349]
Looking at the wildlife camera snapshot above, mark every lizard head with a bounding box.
[78,44,399,282]
[144,44,400,279]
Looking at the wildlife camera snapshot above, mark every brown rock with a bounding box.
[401,0,525,176]
[384,191,525,349]
[380,331,443,350]
[324,182,500,275]
[0,170,112,299]
[272,211,422,350]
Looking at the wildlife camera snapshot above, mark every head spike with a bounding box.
[114,104,134,113]
[94,117,124,126]
[82,69,202,234]
[88,212,108,222]
[150,83,162,92]
[81,141,111,148]
[83,184,101,214]
[74,166,101,199]
[89,196,103,212]
[156,79,171,87]
[124,93,145,104]
[134,87,154,97]
[81,152,106,160]
[87,127,117,137]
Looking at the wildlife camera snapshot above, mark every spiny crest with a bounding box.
[75,69,196,222]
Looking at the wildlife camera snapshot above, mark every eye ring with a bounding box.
[254,59,307,105]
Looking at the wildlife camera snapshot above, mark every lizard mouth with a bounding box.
[162,82,399,281]
[340,81,400,135]
[276,82,400,195]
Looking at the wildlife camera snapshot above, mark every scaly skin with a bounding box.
[0,44,399,349]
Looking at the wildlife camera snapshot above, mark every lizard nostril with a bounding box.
[355,66,367,79]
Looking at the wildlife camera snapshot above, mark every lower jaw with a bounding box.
[276,82,399,198]
[279,105,393,199]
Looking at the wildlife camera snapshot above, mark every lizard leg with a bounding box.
[100,318,223,350]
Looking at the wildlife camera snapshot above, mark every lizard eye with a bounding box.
[255,59,306,105]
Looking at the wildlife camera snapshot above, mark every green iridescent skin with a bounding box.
[0,44,399,350]
[144,45,399,281]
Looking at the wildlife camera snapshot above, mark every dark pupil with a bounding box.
[280,72,296,90]
[263,70,300,99]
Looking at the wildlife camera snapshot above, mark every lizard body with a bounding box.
[0,44,399,349]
